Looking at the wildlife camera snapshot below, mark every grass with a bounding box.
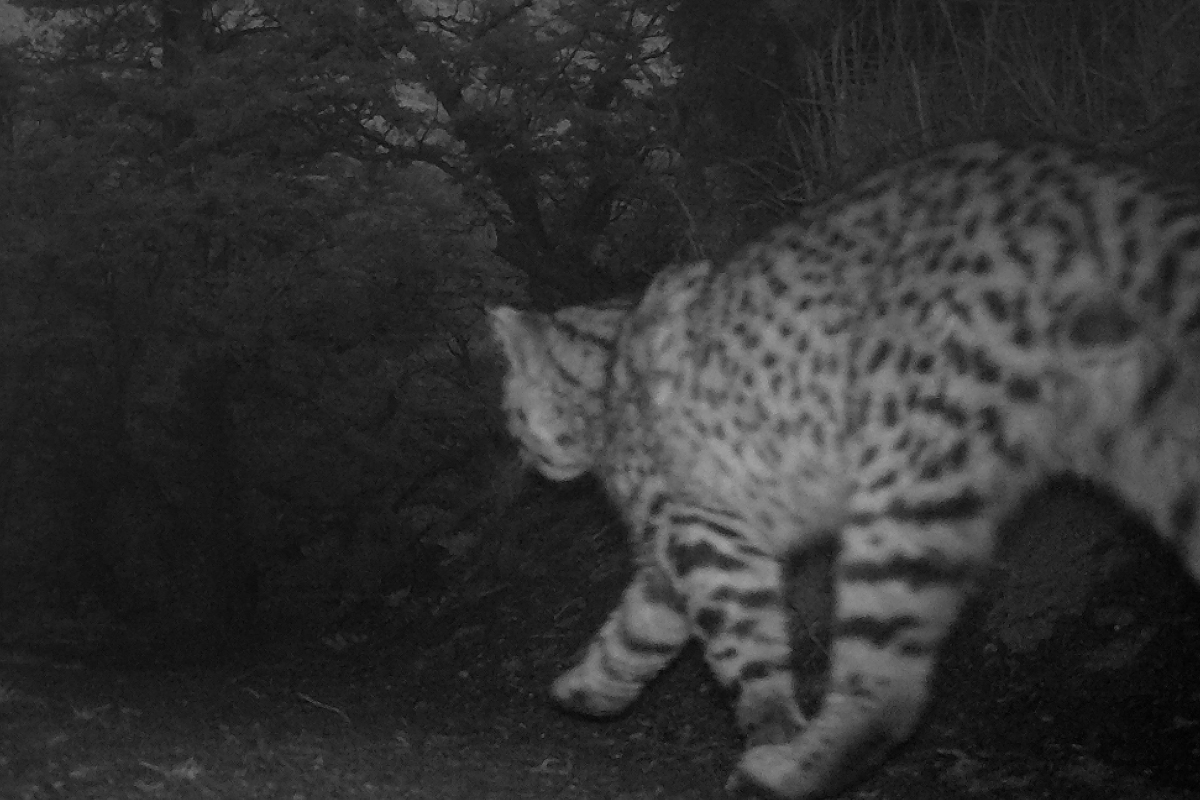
[745,0,1200,218]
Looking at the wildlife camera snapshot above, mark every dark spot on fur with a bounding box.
[739,661,777,683]
[643,569,684,609]
[944,335,969,373]
[839,550,975,589]
[866,340,893,373]
[897,639,934,657]
[730,618,759,637]
[995,199,1018,225]
[868,470,898,490]
[666,537,747,575]
[765,271,789,297]
[1134,358,1177,420]
[1116,196,1138,225]
[1148,252,1181,314]
[840,671,869,697]
[963,213,981,238]
[1005,374,1041,402]
[882,395,900,427]
[912,393,969,427]
[981,290,1007,322]
[625,630,686,657]
[712,587,778,608]
[1067,299,1139,346]
[834,614,920,648]
[883,489,985,523]
[1171,493,1198,538]
[1097,428,1117,463]
[946,439,969,468]
[711,646,738,662]
[695,607,725,636]
[860,445,880,468]
[971,347,1002,383]
[918,460,945,481]
[1181,300,1200,335]
[1122,235,1140,264]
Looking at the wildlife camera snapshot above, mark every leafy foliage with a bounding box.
[3,0,1198,654]
[0,0,700,646]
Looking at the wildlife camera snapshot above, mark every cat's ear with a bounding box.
[488,306,541,372]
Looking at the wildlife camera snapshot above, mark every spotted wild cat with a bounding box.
[489,140,1200,798]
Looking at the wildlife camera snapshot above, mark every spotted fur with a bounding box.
[489,141,1200,798]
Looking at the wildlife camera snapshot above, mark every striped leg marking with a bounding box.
[665,508,807,747]
[552,564,689,716]
[734,510,983,797]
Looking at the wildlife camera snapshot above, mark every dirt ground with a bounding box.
[3,486,1200,800]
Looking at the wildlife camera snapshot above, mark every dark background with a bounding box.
[1,2,1199,798]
